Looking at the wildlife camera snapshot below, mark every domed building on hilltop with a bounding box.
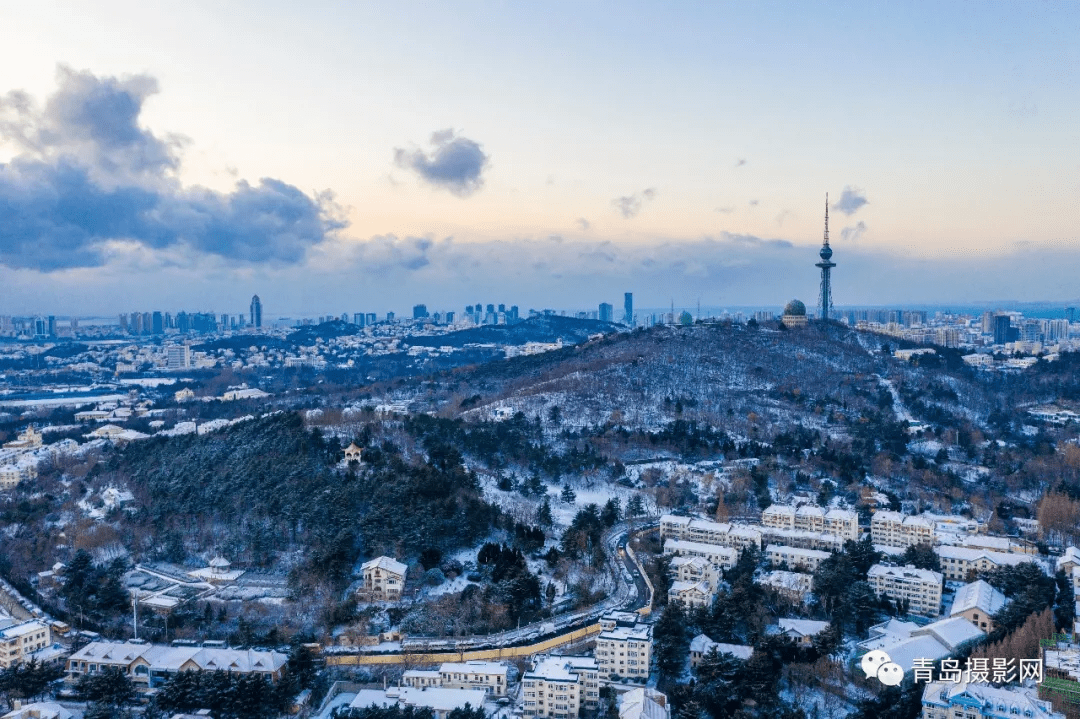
[782,299,808,328]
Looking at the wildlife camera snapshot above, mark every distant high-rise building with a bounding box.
[176,312,190,333]
[221,313,230,330]
[166,345,191,369]
[993,315,1011,345]
[34,317,47,338]
[446,311,455,324]
[386,312,395,322]
[119,313,129,333]
[498,303,506,314]
[815,194,835,322]
[152,311,164,335]
[366,312,377,325]
[250,295,262,328]
[623,293,633,326]
[353,313,364,327]
[131,313,144,334]
[981,311,995,334]
[413,304,429,319]
[142,312,152,335]
[47,315,57,338]
[510,305,519,321]
[599,303,614,322]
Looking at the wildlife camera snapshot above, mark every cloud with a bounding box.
[714,206,734,214]
[748,199,759,206]
[0,66,343,272]
[576,218,591,231]
[393,129,489,197]
[776,210,795,226]
[840,221,867,244]
[735,158,746,167]
[612,188,657,219]
[833,186,868,215]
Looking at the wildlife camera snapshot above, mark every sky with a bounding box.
[0,1,1078,316]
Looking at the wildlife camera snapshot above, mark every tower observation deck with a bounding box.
[815,194,835,322]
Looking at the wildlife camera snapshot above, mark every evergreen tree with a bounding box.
[560,484,577,504]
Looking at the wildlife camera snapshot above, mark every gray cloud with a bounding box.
[393,129,489,197]
[840,221,867,243]
[748,199,759,206]
[612,188,657,219]
[735,158,746,167]
[714,206,734,214]
[833,186,868,215]
[0,66,343,272]
[576,218,591,230]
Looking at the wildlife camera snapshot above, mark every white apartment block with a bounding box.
[867,564,943,617]
[663,540,737,569]
[762,503,859,541]
[759,570,814,601]
[522,655,600,719]
[669,556,720,591]
[935,545,1037,582]
[359,556,407,602]
[0,619,51,669]
[659,515,762,551]
[438,661,509,696]
[595,624,652,681]
[765,544,832,573]
[920,681,1063,719]
[759,527,846,552]
[871,511,934,548]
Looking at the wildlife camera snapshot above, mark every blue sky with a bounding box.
[0,1,1077,315]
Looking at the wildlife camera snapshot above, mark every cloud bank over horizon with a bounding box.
[0,66,343,272]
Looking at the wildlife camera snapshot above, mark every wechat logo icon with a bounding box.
[861,650,904,686]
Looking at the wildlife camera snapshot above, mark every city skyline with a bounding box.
[1,3,1078,312]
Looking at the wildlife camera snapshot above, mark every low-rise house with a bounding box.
[65,642,287,690]
[765,544,831,572]
[522,655,600,718]
[343,443,364,462]
[758,570,814,602]
[949,579,1009,633]
[1,702,73,719]
[618,688,670,719]
[403,669,441,689]
[359,556,408,602]
[920,681,1063,719]
[867,564,943,617]
[688,634,753,668]
[771,618,830,647]
[595,623,652,680]
[858,617,985,674]
[667,580,714,609]
[438,660,508,696]
[349,687,487,719]
[1057,546,1080,575]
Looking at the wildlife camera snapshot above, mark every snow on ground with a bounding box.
[314,691,357,719]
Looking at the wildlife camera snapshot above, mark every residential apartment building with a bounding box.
[521,655,600,718]
[0,620,51,669]
[871,511,934,548]
[759,570,814,602]
[920,681,1063,719]
[65,642,287,690]
[669,556,720,591]
[867,564,943,617]
[359,556,407,602]
[935,545,1036,582]
[659,515,762,551]
[761,503,859,541]
[0,465,34,491]
[663,540,737,569]
[438,660,508,696]
[765,544,832,573]
[759,527,846,552]
[594,624,652,680]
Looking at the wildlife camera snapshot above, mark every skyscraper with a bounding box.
[250,295,262,328]
[152,311,164,335]
[815,194,836,322]
[413,304,429,319]
[599,303,613,322]
[623,293,633,326]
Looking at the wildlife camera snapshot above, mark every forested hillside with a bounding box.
[99,412,499,585]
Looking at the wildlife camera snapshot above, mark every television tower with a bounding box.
[815,193,835,322]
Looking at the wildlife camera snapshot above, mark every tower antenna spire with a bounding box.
[823,193,829,246]
[815,193,836,322]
